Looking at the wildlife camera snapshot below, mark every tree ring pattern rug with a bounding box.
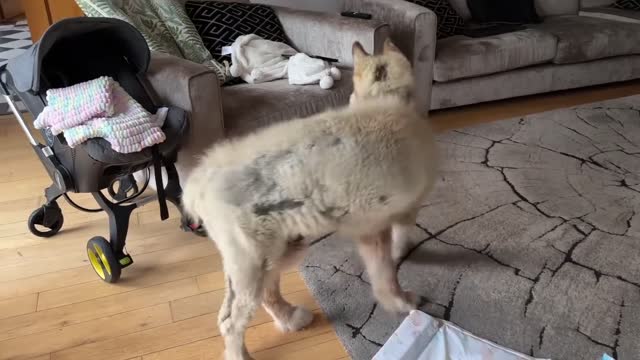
[300,95,640,360]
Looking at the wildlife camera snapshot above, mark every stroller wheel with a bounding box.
[28,203,64,238]
[86,236,121,283]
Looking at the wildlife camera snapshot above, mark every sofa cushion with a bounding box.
[580,6,640,23]
[447,0,579,18]
[581,0,616,7]
[531,16,640,64]
[534,0,579,16]
[433,29,557,82]
[222,71,353,137]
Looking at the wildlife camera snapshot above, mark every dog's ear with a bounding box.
[383,38,402,55]
[352,41,369,63]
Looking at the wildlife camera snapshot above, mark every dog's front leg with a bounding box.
[356,227,418,313]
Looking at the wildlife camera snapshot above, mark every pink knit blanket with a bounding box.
[33,76,166,154]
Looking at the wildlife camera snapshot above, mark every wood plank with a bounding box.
[0,293,37,320]
[53,312,219,360]
[0,196,42,229]
[0,213,106,241]
[171,286,319,323]
[145,292,323,360]
[0,158,47,183]
[0,278,199,341]
[0,177,52,203]
[0,303,172,360]
[0,190,180,241]
[0,229,212,282]
[195,266,299,293]
[0,224,205,269]
[118,309,331,360]
[0,265,97,302]
[0,240,214,302]
[26,355,51,360]
[0,214,185,251]
[38,254,222,310]
[254,336,347,360]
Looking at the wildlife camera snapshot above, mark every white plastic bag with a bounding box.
[373,310,550,360]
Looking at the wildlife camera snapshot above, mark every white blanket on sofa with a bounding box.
[228,34,341,88]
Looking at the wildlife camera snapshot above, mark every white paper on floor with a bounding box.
[373,310,550,360]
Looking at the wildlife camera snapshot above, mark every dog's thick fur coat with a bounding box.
[182,40,438,360]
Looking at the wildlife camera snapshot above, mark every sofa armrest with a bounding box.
[274,7,390,67]
[344,0,437,112]
[146,52,225,175]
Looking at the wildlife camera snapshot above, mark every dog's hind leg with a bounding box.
[262,269,314,332]
[218,252,266,360]
[356,227,418,314]
[391,208,420,264]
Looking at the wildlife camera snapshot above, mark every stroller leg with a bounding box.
[44,183,64,204]
[92,191,137,267]
[27,183,65,238]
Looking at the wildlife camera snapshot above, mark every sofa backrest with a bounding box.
[251,0,343,12]
[580,0,616,7]
[448,0,580,19]
[176,0,249,3]
[535,0,580,16]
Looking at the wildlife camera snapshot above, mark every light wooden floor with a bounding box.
[0,80,639,360]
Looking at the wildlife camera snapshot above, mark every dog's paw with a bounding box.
[223,349,255,360]
[378,291,418,314]
[275,306,314,333]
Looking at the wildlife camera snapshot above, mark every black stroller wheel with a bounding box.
[28,203,64,238]
[86,236,121,283]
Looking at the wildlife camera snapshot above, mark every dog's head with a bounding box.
[349,39,414,106]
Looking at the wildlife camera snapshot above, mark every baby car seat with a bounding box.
[0,17,192,283]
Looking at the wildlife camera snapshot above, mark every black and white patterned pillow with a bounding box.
[406,0,466,39]
[611,0,640,10]
[185,1,291,64]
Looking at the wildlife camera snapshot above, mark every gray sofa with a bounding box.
[347,0,640,111]
[145,5,388,181]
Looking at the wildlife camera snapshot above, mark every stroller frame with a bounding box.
[1,83,187,283]
[0,17,202,283]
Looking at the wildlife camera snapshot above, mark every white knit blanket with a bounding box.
[228,34,341,89]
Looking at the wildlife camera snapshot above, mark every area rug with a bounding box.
[300,95,640,360]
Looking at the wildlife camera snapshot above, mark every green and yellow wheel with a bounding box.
[86,236,121,283]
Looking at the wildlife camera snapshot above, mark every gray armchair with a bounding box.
[146,6,389,181]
